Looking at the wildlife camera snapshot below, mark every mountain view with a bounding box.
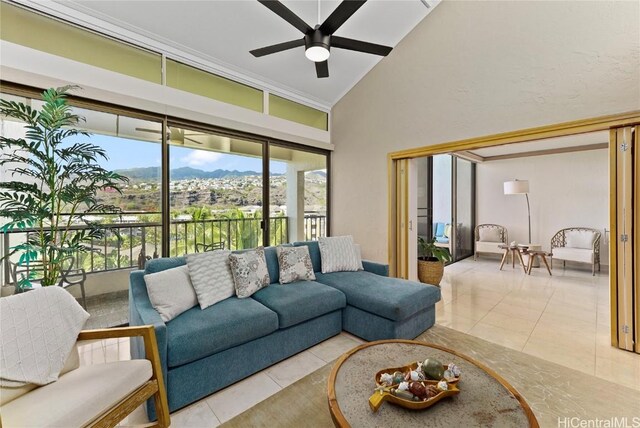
[96,167,327,216]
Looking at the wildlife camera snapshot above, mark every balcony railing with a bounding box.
[1,214,326,285]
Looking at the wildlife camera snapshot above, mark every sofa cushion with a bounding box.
[294,241,322,272]
[435,236,449,244]
[434,222,445,237]
[0,360,151,428]
[276,245,316,284]
[552,247,594,264]
[319,236,362,273]
[229,247,271,298]
[186,250,235,309]
[314,271,441,321]
[165,297,278,368]
[252,281,346,328]
[144,265,198,321]
[565,230,597,249]
[475,241,504,254]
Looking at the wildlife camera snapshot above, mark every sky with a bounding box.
[69,134,286,174]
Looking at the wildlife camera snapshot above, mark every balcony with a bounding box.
[1,214,326,328]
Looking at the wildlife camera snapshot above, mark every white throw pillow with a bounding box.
[318,236,361,273]
[277,246,316,284]
[185,250,235,309]
[144,265,198,322]
[565,230,597,249]
[353,244,364,271]
[479,228,502,243]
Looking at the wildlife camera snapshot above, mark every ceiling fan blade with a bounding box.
[315,60,329,78]
[258,0,312,34]
[250,38,305,57]
[184,136,203,145]
[318,0,367,35]
[135,127,162,134]
[331,35,392,56]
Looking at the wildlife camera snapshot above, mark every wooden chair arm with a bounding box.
[77,325,170,427]
[78,325,155,341]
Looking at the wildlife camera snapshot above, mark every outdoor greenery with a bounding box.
[0,86,127,287]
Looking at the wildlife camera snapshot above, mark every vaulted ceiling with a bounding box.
[46,0,438,107]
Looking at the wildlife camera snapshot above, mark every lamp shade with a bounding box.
[504,179,529,195]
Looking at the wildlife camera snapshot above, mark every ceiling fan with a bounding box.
[250,0,393,78]
[135,127,203,145]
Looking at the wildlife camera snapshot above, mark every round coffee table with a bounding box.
[327,340,538,427]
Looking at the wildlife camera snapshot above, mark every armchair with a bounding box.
[550,227,601,275]
[474,224,508,260]
[0,325,170,427]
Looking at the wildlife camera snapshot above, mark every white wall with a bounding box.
[476,149,609,263]
[331,0,639,262]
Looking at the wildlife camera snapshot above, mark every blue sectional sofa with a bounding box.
[129,241,441,418]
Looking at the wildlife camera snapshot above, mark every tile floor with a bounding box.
[78,257,639,427]
[437,257,640,391]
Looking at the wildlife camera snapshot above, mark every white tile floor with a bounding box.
[437,257,640,391]
[78,257,639,426]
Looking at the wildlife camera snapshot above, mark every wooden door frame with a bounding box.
[388,110,640,349]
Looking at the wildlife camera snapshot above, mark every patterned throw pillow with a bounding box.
[318,236,363,273]
[277,245,316,284]
[185,250,235,309]
[229,247,271,298]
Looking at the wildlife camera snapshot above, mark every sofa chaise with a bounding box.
[129,241,441,418]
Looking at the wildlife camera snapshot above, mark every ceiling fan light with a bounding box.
[305,45,330,62]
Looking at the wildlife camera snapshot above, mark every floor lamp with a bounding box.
[504,179,531,244]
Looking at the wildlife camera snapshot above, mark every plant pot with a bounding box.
[417,258,444,286]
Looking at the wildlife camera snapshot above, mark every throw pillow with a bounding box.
[277,245,316,284]
[229,247,270,298]
[565,230,597,249]
[353,244,364,271]
[144,265,198,321]
[479,228,502,242]
[185,250,235,309]
[318,236,361,273]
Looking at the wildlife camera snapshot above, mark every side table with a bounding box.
[498,245,527,273]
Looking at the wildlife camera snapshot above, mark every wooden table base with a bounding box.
[524,251,552,276]
[499,246,527,273]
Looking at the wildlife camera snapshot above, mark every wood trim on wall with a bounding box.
[609,130,619,347]
[389,111,640,160]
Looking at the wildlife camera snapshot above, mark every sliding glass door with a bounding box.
[167,125,265,255]
[269,144,328,245]
[415,154,476,264]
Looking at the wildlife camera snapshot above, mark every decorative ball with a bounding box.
[409,382,427,398]
[422,358,445,380]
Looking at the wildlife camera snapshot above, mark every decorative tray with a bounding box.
[368,360,461,412]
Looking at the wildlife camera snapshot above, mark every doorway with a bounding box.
[388,112,639,355]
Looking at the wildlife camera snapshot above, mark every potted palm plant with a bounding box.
[0,86,128,291]
[417,236,452,286]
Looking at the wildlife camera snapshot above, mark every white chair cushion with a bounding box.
[565,230,596,249]
[552,247,594,264]
[478,228,502,243]
[0,344,80,406]
[1,360,152,428]
[475,241,504,254]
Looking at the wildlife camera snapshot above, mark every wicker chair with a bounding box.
[550,227,601,275]
[474,224,508,260]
